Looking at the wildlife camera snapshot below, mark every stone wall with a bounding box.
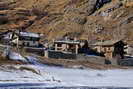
[48,50,77,59]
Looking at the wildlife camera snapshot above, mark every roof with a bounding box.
[93,40,121,46]
[54,40,80,44]
[19,32,40,38]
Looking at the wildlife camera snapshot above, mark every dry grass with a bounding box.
[0,0,132,41]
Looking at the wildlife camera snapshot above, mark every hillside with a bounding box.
[0,0,132,42]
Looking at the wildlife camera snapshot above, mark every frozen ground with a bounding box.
[0,52,133,88]
[0,64,133,88]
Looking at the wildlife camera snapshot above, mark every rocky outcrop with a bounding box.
[95,0,111,9]
[65,0,111,15]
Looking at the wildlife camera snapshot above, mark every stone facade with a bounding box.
[54,39,80,54]
[92,40,126,59]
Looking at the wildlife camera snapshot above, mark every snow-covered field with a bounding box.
[0,64,133,88]
[0,52,133,88]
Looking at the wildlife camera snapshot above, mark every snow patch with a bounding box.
[9,52,27,62]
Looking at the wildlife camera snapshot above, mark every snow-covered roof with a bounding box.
[19,32,40,38]
[54,40,80,44]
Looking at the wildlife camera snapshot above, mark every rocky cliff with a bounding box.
[0,0,132,42]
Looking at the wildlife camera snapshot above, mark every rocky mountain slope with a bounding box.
[0,0,132,42]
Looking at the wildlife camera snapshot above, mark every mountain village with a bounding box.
[0,0,133,88]
[0,29,133,67]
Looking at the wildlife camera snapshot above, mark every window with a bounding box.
[57,43,62,47]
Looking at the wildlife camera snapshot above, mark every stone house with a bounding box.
[46,38,88,59]
[92,40,126,59]
[53,38,81,54]
[11,31,43,47]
